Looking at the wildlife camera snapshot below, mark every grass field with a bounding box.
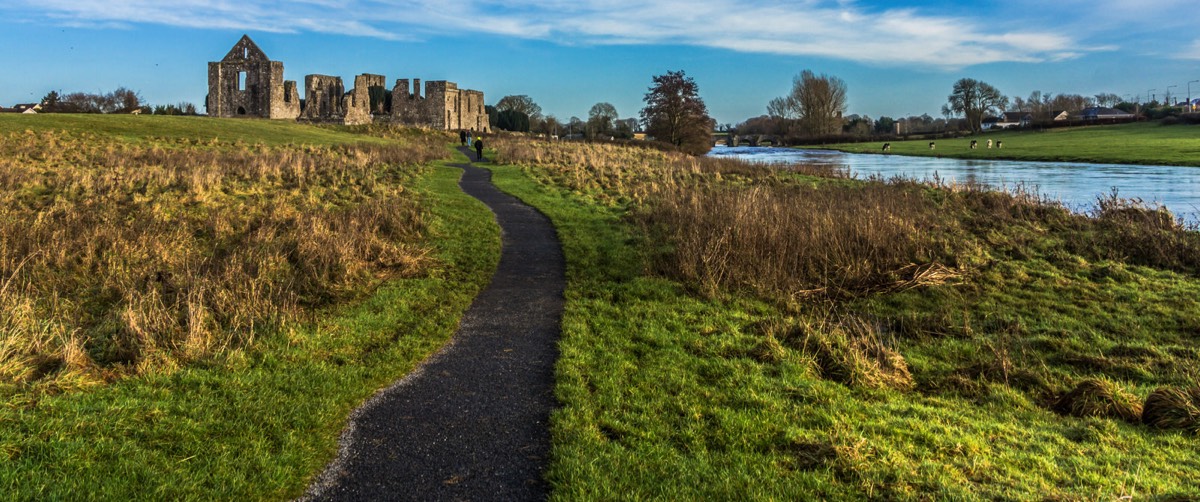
[488,138,1200,498]
[0,115,501,498]
[817,122,1200,167]
[4,115,1199,498]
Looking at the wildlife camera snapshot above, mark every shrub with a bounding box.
[643,182,960,301]
[1086,190,1200,272]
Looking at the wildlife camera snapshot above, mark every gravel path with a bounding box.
[302,149,564,501]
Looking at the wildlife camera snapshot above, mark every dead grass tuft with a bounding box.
[1052,378,1143,423]
[1141,386,1200,432]
[791,316,913,391]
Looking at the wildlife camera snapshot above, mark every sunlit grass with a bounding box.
[488,137,1200,498]
[820,121,1200,166]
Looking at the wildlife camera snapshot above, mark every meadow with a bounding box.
[0,115,500,498]
[818,121,1200,167]
[3,114,1199,498]
[488,137,1200,498]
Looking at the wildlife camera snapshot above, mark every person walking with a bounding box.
[473,136,484,161]
[459,130,468,146]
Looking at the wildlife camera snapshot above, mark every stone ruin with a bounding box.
[207,35,490,132]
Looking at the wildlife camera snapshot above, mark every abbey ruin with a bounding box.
[207,35,490,132]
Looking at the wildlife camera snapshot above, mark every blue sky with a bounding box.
[2,0,1198,125]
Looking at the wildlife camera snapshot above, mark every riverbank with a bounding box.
[812,121,1200,167]
[490,137,1200,498]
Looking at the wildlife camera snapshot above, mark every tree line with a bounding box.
[487,70,715,155]
[33,88,199,115]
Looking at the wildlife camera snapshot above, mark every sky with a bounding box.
[1,0,1199,125]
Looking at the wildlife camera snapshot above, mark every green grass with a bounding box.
[0,114,417,147]
[818,121,1200,166]
[484,156,1200,498]
[0,159,500,499]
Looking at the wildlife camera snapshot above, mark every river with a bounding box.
[708,146,1200,224]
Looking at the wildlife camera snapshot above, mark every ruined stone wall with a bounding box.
[268,61,300,119]
[342,74,384,126]
[391,78,430,126]
[460,90,490,133]
[209,37,488,129]
[424,81,453,130]
[207,35,298,120]
[300,75,345,122]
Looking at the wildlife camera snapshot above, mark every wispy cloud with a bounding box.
[7,0,1115,67]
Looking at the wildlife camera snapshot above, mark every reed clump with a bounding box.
[0,129,445,391]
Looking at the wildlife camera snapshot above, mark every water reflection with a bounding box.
[709,146,1200,223]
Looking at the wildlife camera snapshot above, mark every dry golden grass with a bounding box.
[0,129,446,391]
[1052,378,1144,423]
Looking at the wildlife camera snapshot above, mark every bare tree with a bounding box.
[1094,93,1122,107]
[946,78,1008,133]
[771,70,847,136]
[766,96,796,119]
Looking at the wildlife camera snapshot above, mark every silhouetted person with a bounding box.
[473,137,484,161]
[459,130,468,146]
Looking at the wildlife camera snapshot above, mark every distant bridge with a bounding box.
[712,133,784,147]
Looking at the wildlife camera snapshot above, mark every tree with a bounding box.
[946,78,1008,133]
[534,114,562,137]
[587,102,618,139]
[766,96,796,119]
[614,118,639,139]
[874,116,896,134]
[566,116,584,138]
[771,70,848,136]
[495,95,542,120]
[640,70,715,155]
[495,109,530,132]
[1094,93,1122,108]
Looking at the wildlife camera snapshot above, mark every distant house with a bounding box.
[10,103,41,114]
[1050,110,1070,121]
[1078,107,1136,120]
[984,111,1033,129]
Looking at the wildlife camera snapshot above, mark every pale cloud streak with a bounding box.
[7,0,1115,68]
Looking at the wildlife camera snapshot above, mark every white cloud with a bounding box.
[7,0,1109,68]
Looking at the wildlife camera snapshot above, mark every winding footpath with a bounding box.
[302,148,565,501]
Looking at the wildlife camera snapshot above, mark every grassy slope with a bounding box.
[485,160,1200,498]
[817,122,1200,166]
[0,114,391,146]
[0,118,500,498]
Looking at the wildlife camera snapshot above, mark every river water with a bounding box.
[709,146,1200,223]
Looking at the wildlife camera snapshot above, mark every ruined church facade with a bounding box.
[207,36,489,132]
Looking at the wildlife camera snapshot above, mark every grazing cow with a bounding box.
[882,143,891,152]
[929,141,936,150]
[987,139,993,149]
[996,140,1003,149]
[970,140,978,149]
